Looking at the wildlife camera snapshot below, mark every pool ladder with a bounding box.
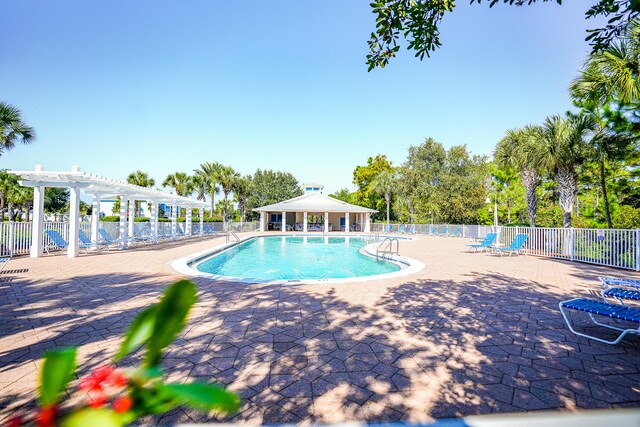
[367,232,380,243]
[376,237,399,260]
[226,231,240,246]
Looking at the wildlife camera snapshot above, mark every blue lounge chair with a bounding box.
[559,298,640,345]
[44,230,91,254]
[493,233,528,257]
[79,229,111,251]
[99,229,118,246]
[408,226,416,235]
[599,276,640,305]
[466,233,497,252]
[449,227,462,237]
[383,224,392,234]
[398,225,406,234]
[438,226,450,237]
[204,224,218,235]
[0,257,10,273]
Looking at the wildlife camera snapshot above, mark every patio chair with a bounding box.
[438,226,450,237]
[598,276,640,305]
[383,224,392,234]
[408,225,416,235]
[0,257,10,273]
[99,229,118,246]
[466,233,497,252]
[78,229,111,251]
[398,225,406,234]
[449,227,462,237]
[493,233,528,257]
[204,224,218,235]
[44,230,91,254]
[559,297,640,345]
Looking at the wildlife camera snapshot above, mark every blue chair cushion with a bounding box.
[603,287,640,301]
[561,298,640,323]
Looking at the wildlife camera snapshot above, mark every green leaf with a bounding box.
[145,280,197,367]
[39,347,77,406]
[161,382,241,413]
[61,408,123,427]
[114,305,158,361]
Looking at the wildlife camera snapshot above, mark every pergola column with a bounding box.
[149,200,158,244]
[365,213,371,232]
[186,208,193,237]
[91,194,101,249]
[30,185,45,258]
[199,208,204,236]
[345,212,350,233]
[281,211,286,232]
[259,211,265,232]
[128,198,135,238]
[119,195,128,249]
[303,212,308,232]
[171,203,178,239]
[324,211,329,233]
[68,186,81,257]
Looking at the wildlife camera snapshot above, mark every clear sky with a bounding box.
[1,0,601,196]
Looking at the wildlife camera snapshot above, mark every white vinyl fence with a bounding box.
[0,221,259,257]
[370,223,640,271]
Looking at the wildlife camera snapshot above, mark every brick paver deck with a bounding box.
[1,233,639,424]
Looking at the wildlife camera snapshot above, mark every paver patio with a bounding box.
[1,233,639,424]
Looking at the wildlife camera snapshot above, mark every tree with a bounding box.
[127,170,155,217]
[216,165,240,225]
[0,101,35,156]
[352,154,395,219]
[162,172,193,197]
[233,176,253,224]
[194,162,223,216]
[366,0,639,70]
[44,188,69,221]
[0,171,18,221]
[371,170,396,224]
[329,188,354,204]
[245,170,303,219]
[494,126,543,226]
[537,114,592,228]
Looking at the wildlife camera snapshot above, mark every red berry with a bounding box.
[112,396,133,413]
[36,405,57,427]
[92,366,115,383]
[88,393,107,408]
[6,414,23,427]
[79,376,102,393]
[106,369,128,389]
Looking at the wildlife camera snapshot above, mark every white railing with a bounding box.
[369,222,640,271]
[0,221,259,257]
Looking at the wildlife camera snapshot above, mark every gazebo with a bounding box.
[10,165,208,258]
[253,192,376,233]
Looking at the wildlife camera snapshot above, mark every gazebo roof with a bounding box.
[253,192,377,213]
[10,165,207,208]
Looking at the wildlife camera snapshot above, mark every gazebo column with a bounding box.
[259,211,265,232]
[199,208,204,236]
[345,212,350,233]
[171,203,178,239]
[186,208,193,237]
[365,213,371,232]
[127,199,135,238]
[324,211,329,233]
[281,211,286,232]
[149,200,158,244]
[303,212,308,232]
[67,186,81,257]
[119,195,128,250]
[91,194,101,249]
[30,185,45,258]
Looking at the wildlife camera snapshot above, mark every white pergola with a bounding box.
[10,165,208,258]
[254,192,376,233]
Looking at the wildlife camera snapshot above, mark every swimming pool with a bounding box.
[195,236,399,280]
[171,234,425,284]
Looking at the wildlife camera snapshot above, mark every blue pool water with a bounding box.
[195,236,401,281]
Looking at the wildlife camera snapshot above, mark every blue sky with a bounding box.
[1,0,600,195]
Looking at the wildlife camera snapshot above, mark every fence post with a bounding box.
[570,228,576,261]
[636,229,640,272]
[7,222,14,257]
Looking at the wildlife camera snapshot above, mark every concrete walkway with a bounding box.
[1,233,639,424]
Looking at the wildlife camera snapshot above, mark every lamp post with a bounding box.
[486,196,498,228]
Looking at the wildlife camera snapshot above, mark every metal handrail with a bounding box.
[376,237,400,260]
[226,231,240,245]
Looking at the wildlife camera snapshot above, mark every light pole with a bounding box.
[486,195,498,228]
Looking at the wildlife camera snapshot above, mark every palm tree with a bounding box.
[494,126,543,227]
[127,170,155,217]
[194,162,223,216]
[537,114,592,228]
[371,170,396,225]
[571,18,640,107]
[191,174,208,205]
[0,171,19,221]
[233,176,253,225]
[162,172,193,197]
[0,101,35,156]
[216,165,240,225]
